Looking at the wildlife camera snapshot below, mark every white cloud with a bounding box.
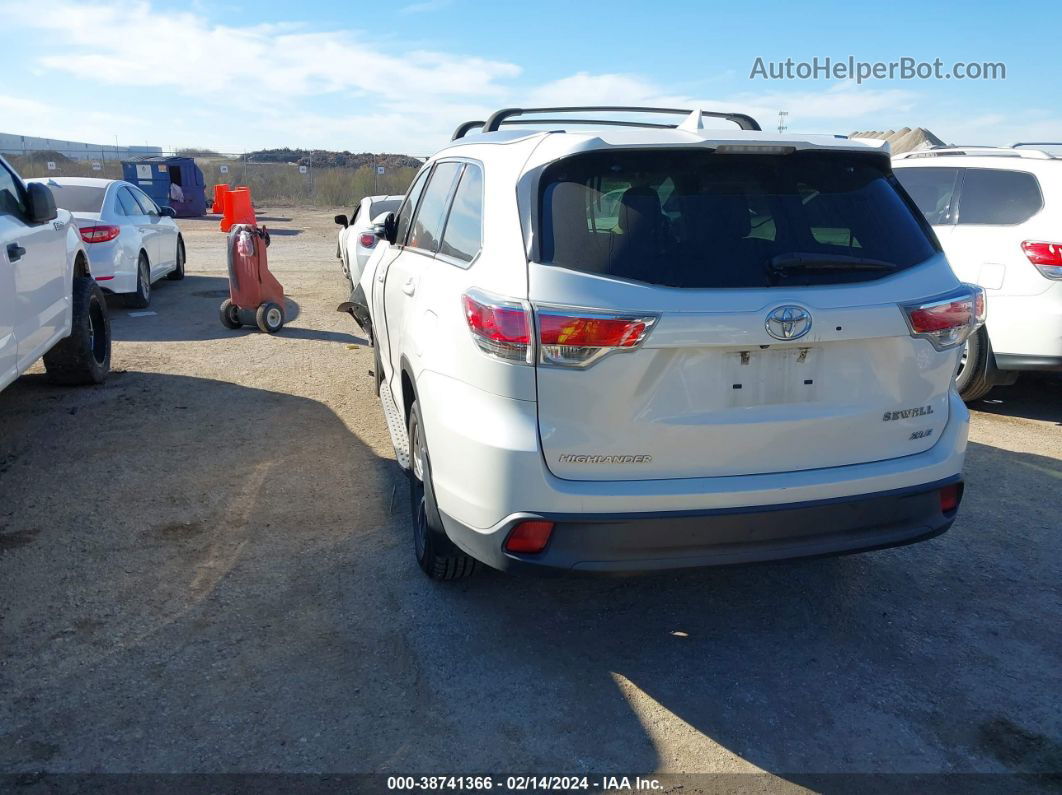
[5,1,519,104]
[0,1,1031,153]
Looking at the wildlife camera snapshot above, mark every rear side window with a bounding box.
[538,149,939,288]
[438,164,483,263]
[131,188,159,216]
[894,167,960,225]
[408,162,462,254]
[0,164,26,216]
[116,187,142,216]
[395,170,430,245]
[957,169,1042,225]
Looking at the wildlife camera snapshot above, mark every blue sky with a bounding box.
[1,0,1058,155]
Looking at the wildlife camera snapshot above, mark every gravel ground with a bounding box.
[0,208,1059,786]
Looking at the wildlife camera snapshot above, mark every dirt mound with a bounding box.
[849,127,945,154]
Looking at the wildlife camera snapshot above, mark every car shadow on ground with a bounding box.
[968,374,1062,425]
[104,275,365,345]
[0,372,1058,781]
[405,436,1061,781]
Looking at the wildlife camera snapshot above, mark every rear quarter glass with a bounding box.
[537,149,940,288]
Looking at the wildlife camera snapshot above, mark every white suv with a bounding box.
[893,145,1062,400]
[1,155,111,392]
[348,107,982,579]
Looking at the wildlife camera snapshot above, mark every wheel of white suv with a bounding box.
[42,277,110,385]
[955,327,995,403]
[408,401,478,580]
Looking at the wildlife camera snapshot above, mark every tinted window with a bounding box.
[117,187,142,216]
[894,167,960,225]
[438,164,483,263]
[131,188,159,216]
[958,169,1042,225]
[539,150,939,288]
[0,164,25,216]
[408,162,462,254]
[43,184,106,213]
[395,170,430,246]
[369,198,402,218]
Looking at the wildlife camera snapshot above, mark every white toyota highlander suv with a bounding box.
[346,107,983,579]
[893,144,1062,400]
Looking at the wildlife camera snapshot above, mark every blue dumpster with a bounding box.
[121,155,207,217]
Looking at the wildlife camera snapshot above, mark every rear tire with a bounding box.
[125,253,151,308]
[43,277,110,385]
[256,302,284,334]
[166,238,185,280]
[408,401,478,580]
[219,299,242,329]
[955,327,995,403]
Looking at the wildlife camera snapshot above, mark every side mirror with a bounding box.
[26,182,57,225]
[374,212,397,245]
[159,206,177,218]
[334,214,348,228]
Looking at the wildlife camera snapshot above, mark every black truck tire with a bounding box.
[43,277,111,385]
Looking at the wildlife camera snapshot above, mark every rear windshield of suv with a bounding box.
[369,198,401,219]
[42,184,106,213]
[538,149,939,288]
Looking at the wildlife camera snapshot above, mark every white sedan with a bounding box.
[335,194,403,287]
[28,177,184,308]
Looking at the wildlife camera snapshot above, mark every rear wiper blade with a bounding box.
[768,253,899,273]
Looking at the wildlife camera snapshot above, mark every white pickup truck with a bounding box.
[1,154,111,391]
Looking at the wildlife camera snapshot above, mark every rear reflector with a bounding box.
[462,290,532,363]
[537,309,658,368]
[504,520,555,554]
[939,483,962,513]
[359,232,377,249]
[1021,241,1062,279]
[79,225,120,244]
[95,276,114,281]
[902,284,985,350]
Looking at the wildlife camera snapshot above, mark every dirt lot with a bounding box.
[1,208,1059,785]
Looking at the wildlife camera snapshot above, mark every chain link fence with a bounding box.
[3,150,422,208]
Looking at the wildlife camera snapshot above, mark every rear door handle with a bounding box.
[6,243,26,262]
[402,278,416,296]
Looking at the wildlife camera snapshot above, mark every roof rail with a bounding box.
[451,106,761,140]
[895,145,1056,161]
[1011,142,1062,148]
[451,120,486,141]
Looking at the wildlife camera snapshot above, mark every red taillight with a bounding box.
[359,232,377,249]
[462,291,532,362]
[939,483,962,513]
[539,315,649,347]
[79,225,120,244]
[537,310,657,367]
[1021,241,1062,279]
[902,285,985,350]
[504,520,554,554]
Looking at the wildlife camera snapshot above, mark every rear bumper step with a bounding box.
[440,477,963,574]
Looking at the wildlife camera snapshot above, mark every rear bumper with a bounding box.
[440,478,962,573]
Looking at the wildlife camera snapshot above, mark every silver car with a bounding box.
[28,177,185,308]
